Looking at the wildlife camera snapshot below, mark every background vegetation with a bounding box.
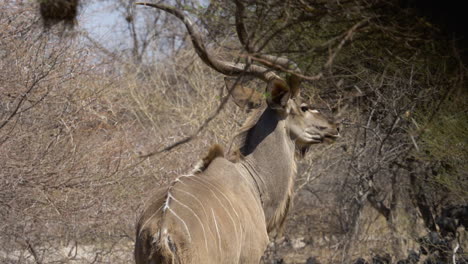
[0,0,466,263]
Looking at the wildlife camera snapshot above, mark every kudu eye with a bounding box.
[300,104,309,112]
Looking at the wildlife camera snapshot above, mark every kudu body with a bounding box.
[135,2,339,264]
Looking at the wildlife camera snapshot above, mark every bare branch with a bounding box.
[325,19,369,69]
[234,0,302,74]
[136,2,281,82]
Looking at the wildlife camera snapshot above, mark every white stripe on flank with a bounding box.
[163,192,172,212]
[176,188,209,221]
[139,204,163,236]
[175,178,220,245]
[177,174,194,183]
[199,178,240,219]
[171,195,209,253]
[211,209,222,255]
[194,176,242,252]
[167,206,192,242]
[188,177,240,250]
[238,222,243,261]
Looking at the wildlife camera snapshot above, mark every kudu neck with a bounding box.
[240,108,297,229]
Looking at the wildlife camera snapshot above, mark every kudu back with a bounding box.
[135,2,339,264]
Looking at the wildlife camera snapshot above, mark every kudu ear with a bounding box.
[266,79,290,110]
[286,74,302,98]
[225,77,263,110]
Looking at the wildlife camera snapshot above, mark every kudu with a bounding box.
[134,2,339,264]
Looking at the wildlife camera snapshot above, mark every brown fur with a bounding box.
[266,159,296,235]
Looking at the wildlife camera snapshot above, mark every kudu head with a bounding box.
[135,2,339,155]
[226,76,339,156]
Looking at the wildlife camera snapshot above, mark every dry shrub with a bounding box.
[0,3,252,262]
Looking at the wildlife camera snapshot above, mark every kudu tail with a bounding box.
[135,230,179,264]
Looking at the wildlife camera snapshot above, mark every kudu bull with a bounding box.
[135,2,339,263]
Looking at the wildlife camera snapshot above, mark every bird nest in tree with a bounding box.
[39,0,79,28]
